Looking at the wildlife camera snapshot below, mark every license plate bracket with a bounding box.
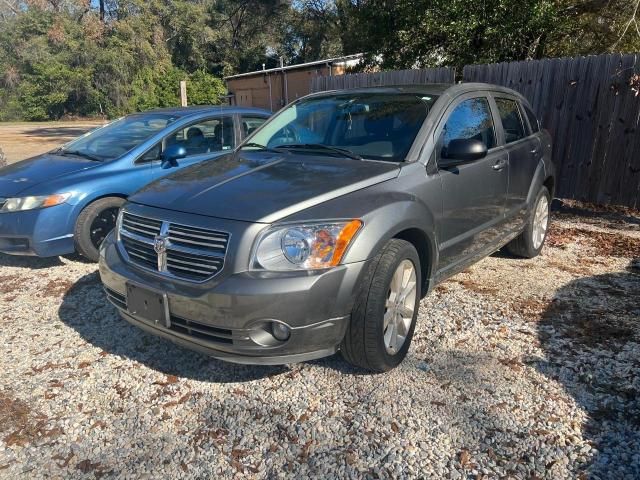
[126,283,169,328]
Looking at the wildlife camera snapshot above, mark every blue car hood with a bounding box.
[0,153,101,196]
[130,151,400,223]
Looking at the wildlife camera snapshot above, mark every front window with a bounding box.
[247,93,438,162]
[440,97,496,152]
[59,113,178,161]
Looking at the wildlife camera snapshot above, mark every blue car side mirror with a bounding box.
[161,145,187,169]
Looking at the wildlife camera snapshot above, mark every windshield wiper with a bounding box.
[57,149,103,162]
[238,143,286,154]
[275,144,362,161]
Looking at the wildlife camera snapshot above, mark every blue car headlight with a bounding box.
[1,193,72,213]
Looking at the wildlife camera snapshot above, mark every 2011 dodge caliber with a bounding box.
[99,83,555,372]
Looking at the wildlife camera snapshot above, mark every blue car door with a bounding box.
[149,115,238,181]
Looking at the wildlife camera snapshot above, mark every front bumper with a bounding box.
[0,204,76,257]
[99,231,368,365]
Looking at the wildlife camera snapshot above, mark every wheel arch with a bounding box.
[392,227,435,298]
[543,175,555,199]
[72,192,128,218]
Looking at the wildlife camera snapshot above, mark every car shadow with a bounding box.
[535,260,640,477]
[0,252,64,269]
[58,272,289,383]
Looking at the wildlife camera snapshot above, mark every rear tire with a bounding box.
[74,197,125,262]
[505,186,550,259]
[341,239,421,372]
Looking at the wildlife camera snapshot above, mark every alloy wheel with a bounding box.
[383,259,417,355]
[532,195,549,250]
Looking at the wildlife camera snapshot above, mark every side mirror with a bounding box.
[161,144,187,169]
[440,138,488,167]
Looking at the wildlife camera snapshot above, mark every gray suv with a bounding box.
[99,84,554,372]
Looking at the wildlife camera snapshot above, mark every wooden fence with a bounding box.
[310,54,640,208]
[310,67,455,92]
[463,54,640,208]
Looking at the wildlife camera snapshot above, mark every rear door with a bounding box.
[492,96,539,227]
[435,95,509,272]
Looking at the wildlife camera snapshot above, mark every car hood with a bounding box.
[0,152,101,197]
[130,151,401,223]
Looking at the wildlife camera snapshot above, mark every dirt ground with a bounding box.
[0,121,106,164]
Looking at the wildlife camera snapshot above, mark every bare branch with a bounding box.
[0,0,19,15]
[611,0,640,50]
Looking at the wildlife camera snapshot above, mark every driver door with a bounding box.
[435,95,509,274]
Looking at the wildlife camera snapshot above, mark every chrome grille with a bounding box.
[118,211,229,282]
[121,235,157,270]
[166,248,224,281]
[121,212,162,239]
[168,223,228,253]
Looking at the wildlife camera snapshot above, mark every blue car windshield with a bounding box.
[247,92,438,162]
[60,113,178,161]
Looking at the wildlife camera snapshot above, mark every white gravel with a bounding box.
[0,205,638,479]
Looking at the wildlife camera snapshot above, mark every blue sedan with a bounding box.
[0,106,270,261]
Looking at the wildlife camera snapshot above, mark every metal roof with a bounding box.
[224,54,364,80]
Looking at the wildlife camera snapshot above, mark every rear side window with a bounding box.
[166,116,235,157]
[440,97,496,151]
[522,104,540,133]
[495,98,526,143]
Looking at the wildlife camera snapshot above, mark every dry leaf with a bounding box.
[459,449,471,467]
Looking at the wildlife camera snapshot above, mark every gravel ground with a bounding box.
[0,201,638,479]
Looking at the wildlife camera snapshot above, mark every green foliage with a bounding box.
[338,0,640,70]
[1,0,639,120]
[0,0,279,120]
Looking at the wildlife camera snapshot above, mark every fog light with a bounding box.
[271,322,291,341]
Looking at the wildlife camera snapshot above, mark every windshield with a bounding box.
[247,92,438,162]
[59,113,178,161]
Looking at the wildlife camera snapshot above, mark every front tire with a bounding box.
[505,186,550,258]
[341,239,421,372]
[74,197,125,262]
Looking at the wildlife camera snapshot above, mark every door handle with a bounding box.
[492,159,507,171]
[530,148,539,155]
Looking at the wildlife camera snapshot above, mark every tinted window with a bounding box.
[495,98,526,143]
[523,104,540,133]
[166,116,235,157]
[241,116,268,137]
[62,114,178,161]
[249,93,438,162]
[440,98,496,151]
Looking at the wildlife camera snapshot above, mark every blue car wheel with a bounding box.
[74,197,125,262]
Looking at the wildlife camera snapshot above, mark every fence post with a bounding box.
[180,80,188,107]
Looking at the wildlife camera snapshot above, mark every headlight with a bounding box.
[252,220,363,271]
[1,193,71,213]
